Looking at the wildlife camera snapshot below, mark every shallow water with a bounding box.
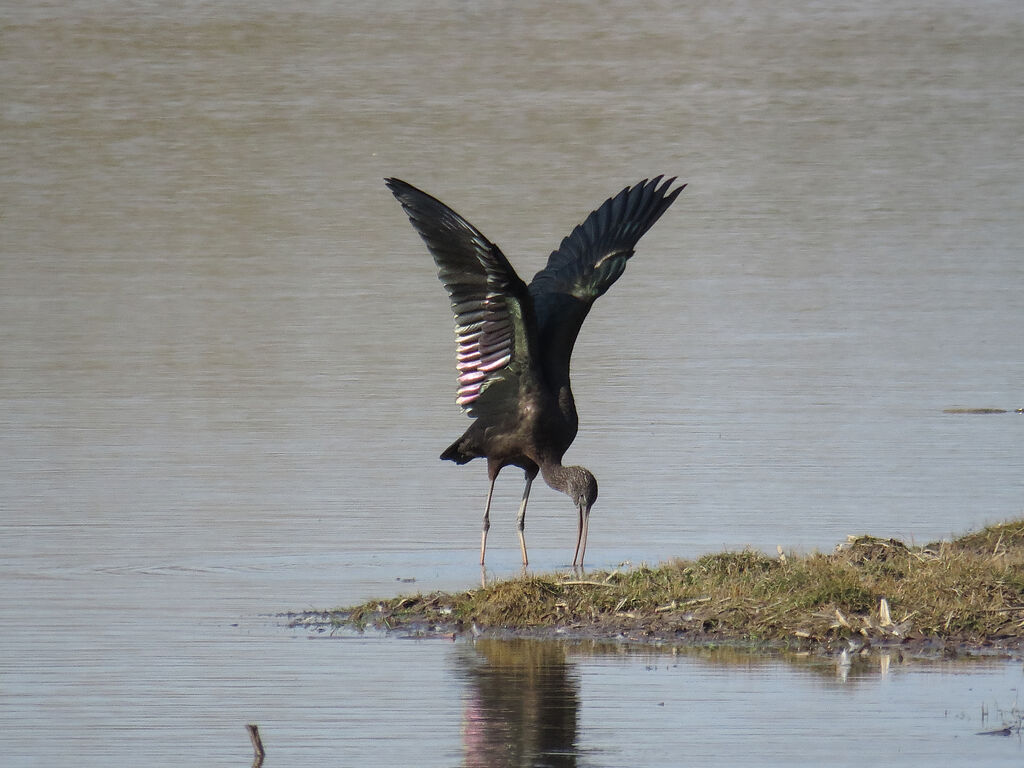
[2,0,1024,764]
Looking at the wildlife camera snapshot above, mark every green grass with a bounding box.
[309,520,1024,651]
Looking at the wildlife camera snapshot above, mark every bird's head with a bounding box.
[566,466,598,512]
[566,466,598,568]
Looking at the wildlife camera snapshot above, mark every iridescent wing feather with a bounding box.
[385,178,536,418]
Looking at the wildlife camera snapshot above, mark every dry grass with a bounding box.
[315,520,1024,651]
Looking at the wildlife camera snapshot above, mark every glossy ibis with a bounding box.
[386,176,685,567]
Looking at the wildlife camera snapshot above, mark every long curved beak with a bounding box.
[572,502,592,568]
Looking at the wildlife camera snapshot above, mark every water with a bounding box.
[2,0,1023,764]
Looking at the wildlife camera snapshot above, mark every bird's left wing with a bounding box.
[385,178,537,418]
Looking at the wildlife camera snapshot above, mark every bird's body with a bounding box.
[386,176,684,567]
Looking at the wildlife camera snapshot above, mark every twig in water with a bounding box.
[247,723,265,767]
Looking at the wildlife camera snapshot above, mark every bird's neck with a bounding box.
[540,461,569,493]
[540,461,581,496]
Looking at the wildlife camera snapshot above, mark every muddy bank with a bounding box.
[289,521,1024,659]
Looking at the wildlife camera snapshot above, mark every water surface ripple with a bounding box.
[2,1,1023,764]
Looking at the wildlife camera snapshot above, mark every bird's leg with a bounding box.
[480,474,497,566]
[516,472,534,567]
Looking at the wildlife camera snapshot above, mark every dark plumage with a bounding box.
[386,176,685,567]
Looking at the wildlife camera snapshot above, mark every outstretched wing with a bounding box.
[528,176,685,384]
[385,178,537,419]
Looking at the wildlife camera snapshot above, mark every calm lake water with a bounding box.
[2,0,1023,764]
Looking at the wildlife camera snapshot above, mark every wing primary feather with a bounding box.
[385,177,536,416]
[524,176,685,392]
[528,176,685,305]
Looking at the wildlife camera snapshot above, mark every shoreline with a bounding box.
[289,521,1024,660]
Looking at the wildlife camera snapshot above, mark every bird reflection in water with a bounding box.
[457,639,580,768]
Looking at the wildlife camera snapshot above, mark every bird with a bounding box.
[386,176,685,568]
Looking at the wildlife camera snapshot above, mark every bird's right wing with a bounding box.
[385,178,538,419]
[529,176,685,313]
[527,176,685,382]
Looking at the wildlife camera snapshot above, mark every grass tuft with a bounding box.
[308,520,1024,652]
